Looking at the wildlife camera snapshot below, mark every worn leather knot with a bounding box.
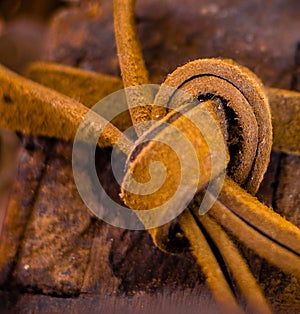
[120,58,273,227]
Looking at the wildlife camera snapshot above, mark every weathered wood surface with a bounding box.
[0,0,300,313]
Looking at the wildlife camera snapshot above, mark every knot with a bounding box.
[153,58,273,194]
[120,58,273,228]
